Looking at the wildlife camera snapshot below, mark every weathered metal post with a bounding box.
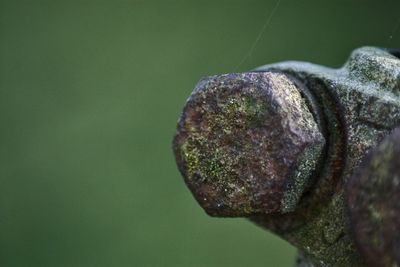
[173,47,400,266]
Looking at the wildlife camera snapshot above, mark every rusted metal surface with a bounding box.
[173,72,325,216]
[347,128,400,267]
[173,47,400,266]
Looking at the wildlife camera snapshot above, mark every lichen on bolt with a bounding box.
[173,47,400,266]
[173,72,325,217]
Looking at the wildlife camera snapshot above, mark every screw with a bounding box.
[173,72,325,217]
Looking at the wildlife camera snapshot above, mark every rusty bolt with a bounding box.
[173,72,325,217]
[172,47,400,266]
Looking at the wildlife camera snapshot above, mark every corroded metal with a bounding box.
[347,128,400,267]
[173,47,400,267]
[173,72,325,216]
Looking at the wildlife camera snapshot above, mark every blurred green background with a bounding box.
[0,0,399,266]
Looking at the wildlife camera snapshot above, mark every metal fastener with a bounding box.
[173,72,325,216]
[173,47,400,266]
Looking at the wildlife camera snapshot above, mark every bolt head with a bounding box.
[173,72,325,217]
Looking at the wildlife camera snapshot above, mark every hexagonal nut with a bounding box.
[173,72,325,217]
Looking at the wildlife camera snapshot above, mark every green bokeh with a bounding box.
[0,1,398,266]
